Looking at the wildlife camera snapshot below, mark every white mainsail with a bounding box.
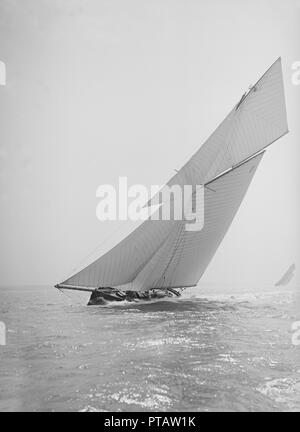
[116,152,264,291]
[57,58,288,291]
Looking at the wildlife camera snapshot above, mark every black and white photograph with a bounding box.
[0,0,299,414]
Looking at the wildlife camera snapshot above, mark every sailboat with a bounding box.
[55,58,289,305]
[275,264,296,287]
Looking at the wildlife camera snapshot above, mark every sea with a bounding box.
[0,283,299,412]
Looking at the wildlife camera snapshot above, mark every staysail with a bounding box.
[56,58,288,291]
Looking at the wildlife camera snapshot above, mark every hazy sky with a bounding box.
[0,0,299,287]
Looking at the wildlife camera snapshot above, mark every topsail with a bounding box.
[56,58,288,292]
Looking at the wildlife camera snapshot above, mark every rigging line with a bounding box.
[204,185,216,193]
[235,57,281,110]
[157,220,186,287]
[170,216,188,288]
[178,163,217,193]
[129,220,178,283]
[131,242,145,286]
[220,103,242,168]
[231,129,289,168]
[235,85,257,110]
[57,286,93,307]
[57,287,81,305]
[171,187,205,264]
[204,148,267,188]
[187,110,236,185]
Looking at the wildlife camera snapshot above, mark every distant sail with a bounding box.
[56,58,288,292]
[275,264,296,287]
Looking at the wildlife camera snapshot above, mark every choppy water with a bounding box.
[0,284,299,412]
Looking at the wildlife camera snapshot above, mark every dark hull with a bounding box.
[87,287,181,305]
